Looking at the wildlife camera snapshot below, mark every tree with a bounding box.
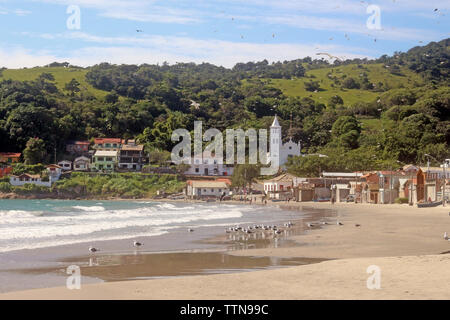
[304,80,321,92]
[148,149,171,166]
[231,164,260,190]
[65,78,81,96]
[5,105,57,151]
[331,116,361,149]
[342,77,360,89]
[23,138,46,165]
[328,95,344,108]
[244,96,274,117]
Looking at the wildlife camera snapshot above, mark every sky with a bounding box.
[0,0,448,68]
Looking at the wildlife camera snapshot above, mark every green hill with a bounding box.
[0,38,448,168]
[268,63,425,106]
[0,66,109,99]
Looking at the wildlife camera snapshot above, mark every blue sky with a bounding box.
[0,0,448,68]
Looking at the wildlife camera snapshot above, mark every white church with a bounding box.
[268,115,301,167]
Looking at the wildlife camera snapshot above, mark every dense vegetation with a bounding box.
[0,172,184,198]
[0,38,448,175]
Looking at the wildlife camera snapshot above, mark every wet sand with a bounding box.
[1,202,450,299]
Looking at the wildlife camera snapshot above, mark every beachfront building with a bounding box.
[93,138,122,151]
[118,143,148,171]
[0,152,21,164]
[267,116,301,168]
[9,174,52,187]
[263,173,295,200]
[58,160,72,171]
[360,171,406,204]
[73,156,90,171]
[185,179,231,199]
[92,150,118,172]
[184,152,234,176]
[66,141,90,155]
[46,164,63,182]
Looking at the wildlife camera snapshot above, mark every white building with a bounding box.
[58,160,72,171]
[185,180,231,198]
[263,173,295,199]
[73,156,90,171]
[184,152,234,176]
[268,115,301,167]
[10,174,52,187]
[46,164,62,181]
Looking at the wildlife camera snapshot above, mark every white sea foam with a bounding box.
[73,205,106,212]
[0,202,248,252]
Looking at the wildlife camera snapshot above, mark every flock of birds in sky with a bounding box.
[130,5,445,64]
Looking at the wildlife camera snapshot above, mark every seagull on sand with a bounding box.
[337,221,344,226]
[188,228,194,232]
[89,246,99,253]
[445,232,449,240]
[133,241,143,247]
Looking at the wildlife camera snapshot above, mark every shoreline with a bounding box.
[1,200,449,299]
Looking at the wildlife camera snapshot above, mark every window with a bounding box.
[106,157,112,161]
[195,168,199,173]
[219,189,222,192]
[211,189,214,192]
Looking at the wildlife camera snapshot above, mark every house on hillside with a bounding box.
[58,160,72,171]
[0,152,21,164]
[0,166,13,178]
[185,180,231,199]
[66,141,90,155]
[92,150,118,171]
[73,156,90,171]
[46,164,63,181]
[118,142,148,171]
[93,138,122,151]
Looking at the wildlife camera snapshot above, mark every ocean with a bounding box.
[0,199,306,253]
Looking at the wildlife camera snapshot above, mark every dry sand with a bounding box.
[1,202,450,300]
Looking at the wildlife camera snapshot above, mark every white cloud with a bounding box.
[14,9,32,16]
[0,33,372,68]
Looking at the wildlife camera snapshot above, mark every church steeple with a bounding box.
[271,115,281,127]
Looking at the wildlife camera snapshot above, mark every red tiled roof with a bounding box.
[94,138,122,144]
[0,152,21,158]
[71,141,90,145]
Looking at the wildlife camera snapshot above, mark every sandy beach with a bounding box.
[1,201,449,300]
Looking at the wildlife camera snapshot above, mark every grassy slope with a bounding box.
[0,63,425,142]
[0,67,109,98]
[268,63,424,106]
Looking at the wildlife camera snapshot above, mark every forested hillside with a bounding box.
[0,38,448,173]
